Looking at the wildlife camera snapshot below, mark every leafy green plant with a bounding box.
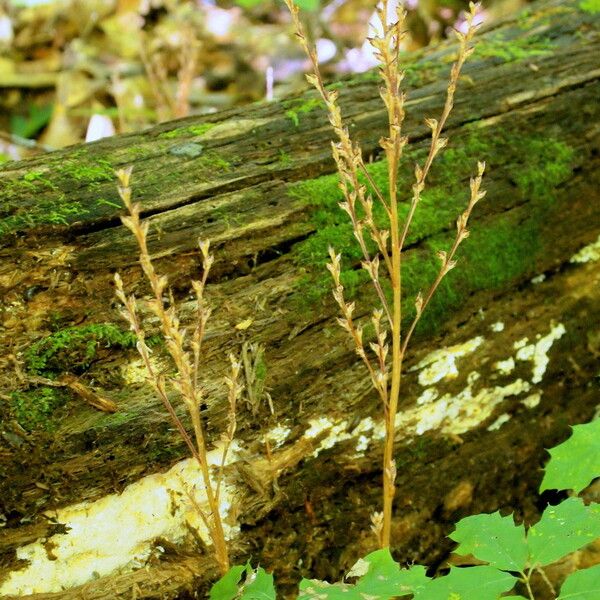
[211,418,600,598]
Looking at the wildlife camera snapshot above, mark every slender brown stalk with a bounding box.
[113,167,241,575]
[285,0,483,549]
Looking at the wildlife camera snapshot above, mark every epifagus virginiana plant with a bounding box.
[113,167,241,575]
[284,0,485,548]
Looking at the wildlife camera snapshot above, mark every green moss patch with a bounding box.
[56,156,114,185]
[474,32,555,62]
[24,323,138,376]
[289,127,574,333]
[159,123,216,139]
[0,153,116,236]
[11,386,68,431]
[283,97,323,127]
[0,195,87,236]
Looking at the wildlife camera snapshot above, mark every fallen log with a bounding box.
[0,0,599,597]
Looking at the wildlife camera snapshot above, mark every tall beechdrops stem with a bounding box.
[285,0,485,549]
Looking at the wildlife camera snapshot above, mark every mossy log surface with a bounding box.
[0,0,599,597]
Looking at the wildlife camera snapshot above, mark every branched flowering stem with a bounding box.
[113,167,241,575]
[286,0,483,549]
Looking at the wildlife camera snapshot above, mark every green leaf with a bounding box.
[527,498,600,567]
[298,580,355,600]
[414,566,516,599]
[541,419,600,494]
[240,566,276,599]
[10,104,53,139]
[209,565,275,600]
[450,512,528,571]
[354,550,428,597]
[298,550,427,599]
[209,565,246,600]
[558,564,600,599]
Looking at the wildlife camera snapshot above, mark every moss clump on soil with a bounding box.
[23,323,138,376]
[283,97,322,127]
[158,123,216,139]
[290,127,574,333]
[10,386,68,431]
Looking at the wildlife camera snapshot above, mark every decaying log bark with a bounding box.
[0,0,599,597]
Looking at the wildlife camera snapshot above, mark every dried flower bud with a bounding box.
[414,163,423,182]
[305,74,318,88]
[425,118,438,133]
[198,239,210,257]
[345,301,356,317]
[415,291,424,315]
[116,166,133,187]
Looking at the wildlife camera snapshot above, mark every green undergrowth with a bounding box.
[579,0,600,14]
[23,323,139,376]
[289,127,574,334]
[211,418,600,599]
[10,386,68,431]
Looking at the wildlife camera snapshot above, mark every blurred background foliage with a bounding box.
[0,0,530,161]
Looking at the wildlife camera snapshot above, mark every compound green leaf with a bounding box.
[541,419,600,494]
[209,565,247,600]
[413,566,516,599]
[298,550,427,599]
[558,564,600,599]
[527,498,600,567]
[450,512,528,571]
